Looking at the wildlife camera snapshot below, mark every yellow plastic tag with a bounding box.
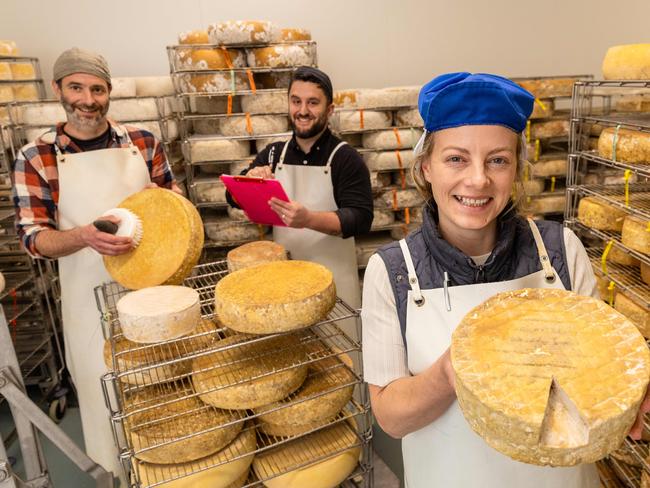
[523,164,529,182]
[526,120,531,143]
[601,240,614,275]
[550,176,556,193]
[607,281,615,307]
[534,139,540,162]
[535,98,548,112]
[611,124,621,162]
[646,222,650,232]
[624,169,632,207]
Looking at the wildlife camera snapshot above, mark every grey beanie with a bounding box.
[52,47,111,85]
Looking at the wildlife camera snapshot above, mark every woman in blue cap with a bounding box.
[361,73,604,487]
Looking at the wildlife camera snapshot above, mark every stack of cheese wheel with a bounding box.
[192,332,308,409]
[598,127,650,163]
[577,196,626,231]
[622,215,650,254]
[252,420,361,488]
[103,189,204,289]
[214,260,337,334]
[451,288,650,466]
[207,20,278,45]
[602,44,650,80]
[226,240,287,272]
[125,382,243,464]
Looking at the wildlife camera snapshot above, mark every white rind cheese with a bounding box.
[363,150,414,171]
[240,91,288,114]
[110,77,137,98]
[203,217,265,243]
[19,102,65,125]
[377,188,424,209]
[451,288,650,466]
[362,129,422,150]
[134,76,175,97]
[108,97,160,121]
[371,208,395,229]
[219,114,288,136]
[394,108,423,127]
[194,179,226,204]
[331,110,392,132]
[189,138,251,162]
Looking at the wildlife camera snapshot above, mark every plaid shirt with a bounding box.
[12,120,174,258]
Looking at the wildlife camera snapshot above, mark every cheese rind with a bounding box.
[189,138,250,162]
[602,44,650,80]
[364,150,414,171]
[240,91,287,114]
[362,129,421,150]
[615,292,650,338]
[577,197,627,231]
[207,20,277,45]
[598,127,650,164]
[331,110,392,132]
[226,240,287,272]
[622,215,650,254]
[215,260,336,334]
[530,120,570,139]
[219,114,288,137]
[516,78,578,98]
[246,44,316,68]
[641,262,650,285]
[451,288,650,466]
[394,108,423,127]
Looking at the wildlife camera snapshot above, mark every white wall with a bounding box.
[2,0,649,93]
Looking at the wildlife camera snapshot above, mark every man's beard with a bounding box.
[61,96,109,131]
[290,111,328,139]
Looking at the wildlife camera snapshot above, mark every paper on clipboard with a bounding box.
[220,174,289,226]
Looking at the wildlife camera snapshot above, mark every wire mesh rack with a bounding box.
[96,259,373,488]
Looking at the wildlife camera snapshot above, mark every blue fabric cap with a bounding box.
[418,72,535,133]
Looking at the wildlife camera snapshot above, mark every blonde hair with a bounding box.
[411,130,531,216]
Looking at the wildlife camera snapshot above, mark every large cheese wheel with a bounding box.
[117,286,200,343]
[189,138,250,162]
[378,188,424,209]
[527,194,566,214]
[207,20,278,45]
[246,44,316,68]
[362,129,421,150]
[10,62,36,80]
[531,156,567,177]
[192,333,308,409]
[134,426,255,488]
[215,260,337,334]
[274,28,312,41]
[125,383,243,464]
[219,114,288,136]
[178,30,209,45]
[530,99,555,119]
[108,97,160,121]
[598,127,650,163]
[622,215,650,254]
[226,240,287,272]
[602,44,650,80]
[394,108,423,127]
[334,86,419,109]
[12,83,39,101]
[451,288,650,466]
[371,208,395,229]
[255,353,355,437]
[363,150,414,171]
[520,178,545,196]
[641,262,650,285]
[256,71,292,90]
[0,63,11,80]
[0,40,18,56]
[607,245,640,267]
[577,197,627,231]
[134,76,175,97]
[194,179,226,204]
[240,91,287,114]
[104,189,204,289]
[110,77,137,98]
[19,102,65,125]
[530,120,570,139]
[203,217,265,243]
[615,292,650,338]
[331,110,392,132]
[516,78,578,98]
[252,421,361,488]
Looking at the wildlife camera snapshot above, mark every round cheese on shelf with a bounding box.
[255,353,355,437]
[255,134,290,153]
[370,172,392,192]
[577,197,627,232]
[179,48,247,70]
[256,71,292,90]
[226,240,287,272]
[0,63,11,80]
[371,208,395,229]
[531,156,567,177]
[334,86,419,109]
[125,383,243,464]
[9,62,35,80]
[103,189,204,289]
[516,78,577,98]
[19,102,65,125]
[134,76,175,97]
[394,108,423,127]
[522,178,545,196]
[189,138,250,162]
[527,194,566,214]
[227,206,248,222]
[194,179,226,203]
[362,150,415,173]
[184,72,251,93]
[594,274,615,302]
[451,288,650,466]
[615,95,650,112]
[610,442,642,467]
[117,286,200,343]
[622,215,650,254]
[215,260,336,334]
[331,110,392,132]
[240,91,287,114]
[134,426,255,488]
[229,160,252,175]
[207,20,278,45]
[178,30,209,44]
[0,40,18,56]
[12,83,39,101]
[110,77,137,98]
[598,127,650,164]
[530,120,570,139]
[272,28,312,42]
[607,245,640,267]
[641,262,650,285]
[252,420,361,488]
[191,333,308,409]
[108,97,160,121]
[246,44,316,68]
[362,129,421,150]
[602,44,650,80]
[530,99,555,119]
[614,292,650,338]
[203,217,265,243]
[378,188,424,209]
[219,114,288,137]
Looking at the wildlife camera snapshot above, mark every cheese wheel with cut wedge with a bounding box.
[598,127,650,164]
[622,215,650,254]
[103,189,204,289]
[215,260,336,334]
[577,197,627,231]
[451,288,650,466]
[226,240,287,272]
[602,44,650,80]
[615,292,650,338]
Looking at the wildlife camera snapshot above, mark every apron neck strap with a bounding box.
[399,239,425,306]
[526,218,556,283]
[324,142,347,174]
[276,139,291,171]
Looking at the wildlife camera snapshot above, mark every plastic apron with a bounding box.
[53,126,150,482]
[273,140,361,337]
[399,219,600,488]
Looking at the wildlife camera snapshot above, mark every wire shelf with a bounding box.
[571,222,650,269]
[597,458,640,488]
[575,184,650,221]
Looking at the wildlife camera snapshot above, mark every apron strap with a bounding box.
[275,139,291,171]
[324,142,347,174]
[526,218,557,283]
[399,239,425,306]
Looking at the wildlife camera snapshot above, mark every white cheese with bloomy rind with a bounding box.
[615,292,650,338]
[219,114,288,137]
[451,288,650,466]
[214,260,337,334]
[188,138,251,162]
[577,196,627,232]
[226,240,287,272]
[598,127,650,164]
[331,109,392,132]
[107,97,160,121]
[334,86,419,109]
[246,44,316,68]
[191,333,308,409]
[117,286,200,343]
[602,44,650,80]
[377,188,424,209]
[240,91,287,114]
[125,382,243,464]
[362,128,422,150]
[134,76,175,97]
[252,420,361,488]
[110,77,137,98]
[203,217,265,243]
[622,214,650,254]
[18,102,65,125]
[133,425,255,488]
[207,20,278,45]
[363,150,415,171]
[194,178,226,203]
[394,108,423,127]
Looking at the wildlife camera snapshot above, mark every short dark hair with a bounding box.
[288,66,333,105]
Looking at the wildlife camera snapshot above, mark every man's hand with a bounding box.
[629,387,650,440]
[247,166,273,179]
[269,197,311,228]
[80,214,133,256]
[145,182,184,195]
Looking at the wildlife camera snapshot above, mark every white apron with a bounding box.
[53,126,150,482]
[399,219,600,488]
[273,140,361,333]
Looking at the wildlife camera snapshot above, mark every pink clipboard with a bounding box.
[220,174,289,227]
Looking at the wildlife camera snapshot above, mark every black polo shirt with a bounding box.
[227,129,373,238]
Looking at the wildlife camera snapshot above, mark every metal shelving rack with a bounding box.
[96,260,373,488]
[565,79,650,487]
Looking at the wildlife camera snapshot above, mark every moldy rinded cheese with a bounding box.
[622,214,650,254]
[598,127,650,164]
[577,197,627,232]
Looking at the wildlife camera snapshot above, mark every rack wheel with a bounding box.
[48,395,67,423]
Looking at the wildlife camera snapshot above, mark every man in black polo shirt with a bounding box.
[227,66,373,313]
